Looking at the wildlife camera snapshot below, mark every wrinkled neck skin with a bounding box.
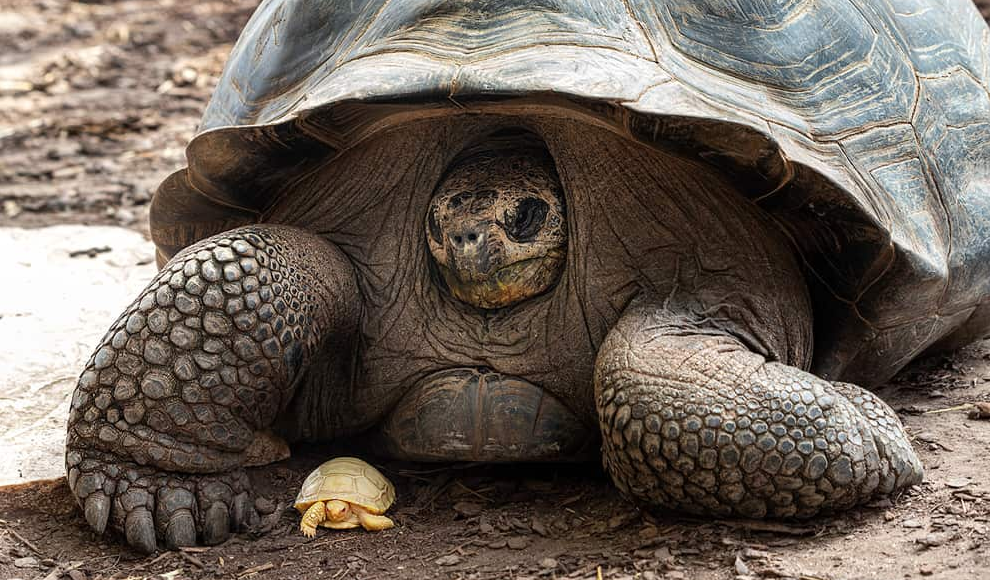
[269,111,812,438]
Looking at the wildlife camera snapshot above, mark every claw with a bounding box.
[164,510,197,549]
[231,492,252,531]
[125,508,158,554]
[202,503,231,545]
[84,492,111,534]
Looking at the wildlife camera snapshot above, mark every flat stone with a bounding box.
[434,555,461,566]
[0,226,156,485]
[13,557,38,568]
[506,536,529,550]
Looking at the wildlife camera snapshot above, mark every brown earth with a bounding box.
[2,1,990,579]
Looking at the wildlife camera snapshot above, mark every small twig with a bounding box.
[714,519,817,536]
[443,539,476,556]
[924,404,974,415]
[560,493,584,507]
[394,462,484,476]
[177,550,205,569]
[0,521,44,555]
[137,551,172,570]
[68,246,112,258]
[238,562,275,578]
[454,480,492,502]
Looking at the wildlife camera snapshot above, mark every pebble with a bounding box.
[507,536,529,550]
[453,501,483,517]
[530,518,548,537]
[13,557,38,568]
[479,520,494,534]
[67,570,88,580]
[919,564,935,576]
[945,477,971,489]
[488,539,507,549]
[902,519,924,529]
[968,402,990,419]
[735,555,751,575]
[918,533,947,548]
[434,555,461,566]
[539,557,558,569]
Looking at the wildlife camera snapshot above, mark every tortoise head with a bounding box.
[325,499,351,522]
[426,130,567,310]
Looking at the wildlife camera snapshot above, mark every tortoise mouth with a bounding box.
[439,253,564,310]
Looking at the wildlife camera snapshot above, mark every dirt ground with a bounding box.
[2,1,990,579]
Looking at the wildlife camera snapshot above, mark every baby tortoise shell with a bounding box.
[295,457,396,535]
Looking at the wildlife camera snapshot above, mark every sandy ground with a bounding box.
[1,1,989,579]
[0,226,156,485]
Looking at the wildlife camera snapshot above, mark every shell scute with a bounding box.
[294,457,395,514]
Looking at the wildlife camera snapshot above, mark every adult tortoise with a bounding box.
[66,0,990,552]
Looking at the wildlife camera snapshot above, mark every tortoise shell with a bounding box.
[150,0,990,387]
[294,457,396,514]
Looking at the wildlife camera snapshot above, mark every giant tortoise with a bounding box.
[66,0,990,553]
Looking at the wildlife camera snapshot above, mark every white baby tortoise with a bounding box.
[295,457,396,536]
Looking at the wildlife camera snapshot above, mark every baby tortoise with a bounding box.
[295,457,396,536]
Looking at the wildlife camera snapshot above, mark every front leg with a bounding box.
[595,300,923,518]
[66,225,360,552]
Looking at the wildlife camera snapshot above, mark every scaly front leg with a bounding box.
[595,299,922,518]
[66,225,360,552]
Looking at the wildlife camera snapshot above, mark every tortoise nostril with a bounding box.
[454,236,463,245]
[467,233,477,242]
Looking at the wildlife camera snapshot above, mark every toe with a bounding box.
[157,488,198,549]
[202,503,231,545]
[84,491,112,535]
[164,511,197,549]
[125,508,158,554]
[231,492,253,531]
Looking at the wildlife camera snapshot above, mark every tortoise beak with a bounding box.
[446,223,496,282]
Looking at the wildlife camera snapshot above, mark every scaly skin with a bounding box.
[595,300,924,518]
[299,501,326,537]
[66,225,359,552]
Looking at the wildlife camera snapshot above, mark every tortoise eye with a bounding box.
[427,207,443,245]
[505,197,549,242]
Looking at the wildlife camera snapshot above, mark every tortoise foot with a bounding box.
[64,225,361,552]
[67,449,254,553]
[596,301,923,518]
[380,368,596,462]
